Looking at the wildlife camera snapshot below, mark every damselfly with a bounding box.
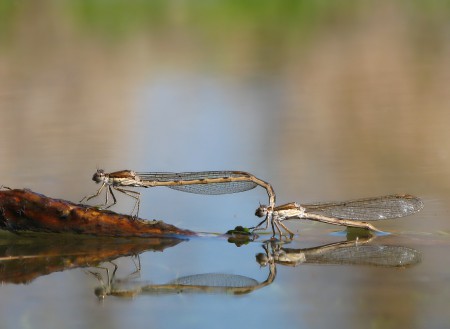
[254,194,424,238]
[80,169,275,217]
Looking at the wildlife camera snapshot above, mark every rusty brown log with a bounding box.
[0,188,196,238]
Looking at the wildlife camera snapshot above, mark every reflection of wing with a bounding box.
[302,245,421,267]
[137,171,258,195]
[134,271,275,296]
[170,273,259,287]
[302,194,424,221]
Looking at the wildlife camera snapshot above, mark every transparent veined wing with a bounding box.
[301,194,423,221]
[137,171,258,195]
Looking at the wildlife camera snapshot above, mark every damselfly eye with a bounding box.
[255,253,269,266]
[92,170,105,183]
[255,205,267,218]
[94,287,107,299]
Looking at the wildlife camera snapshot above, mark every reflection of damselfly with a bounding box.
[92,270,276,298]
[254,194,424,238]
[256,237,422,268]
[80,169,275,217]
[90,257,276,298]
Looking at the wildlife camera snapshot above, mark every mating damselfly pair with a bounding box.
[80,169,423,238]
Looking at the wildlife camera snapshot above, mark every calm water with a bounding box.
[1,1,450,328]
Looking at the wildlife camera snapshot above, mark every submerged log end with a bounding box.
[0,188,196,238]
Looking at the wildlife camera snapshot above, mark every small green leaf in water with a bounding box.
[226,226,251,235]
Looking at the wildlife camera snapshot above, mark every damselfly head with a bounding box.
[92,169,106,183]
[94,286,107,299]
[255,252,270,267]
[255,205,268,218]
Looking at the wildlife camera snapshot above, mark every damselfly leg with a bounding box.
[110,187,141,218]
[80,182,107,204]
[80,182,141,218]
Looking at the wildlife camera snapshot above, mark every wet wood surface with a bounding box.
[0,188,195,238]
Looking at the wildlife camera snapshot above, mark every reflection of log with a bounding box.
[0,232,185,284]
[0,188,195,238]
